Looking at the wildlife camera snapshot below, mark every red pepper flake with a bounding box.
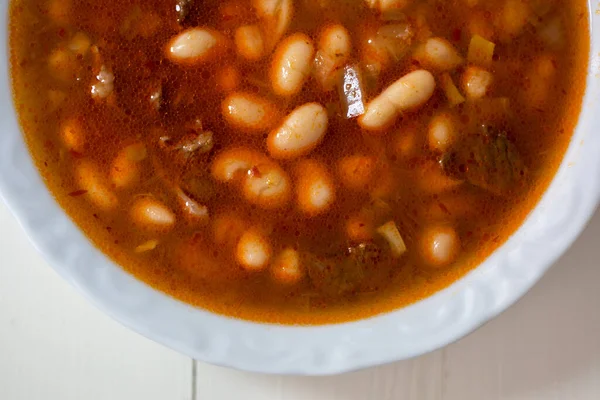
[68,189,88,197]
[438,202,451,215]
[43,140,54,151]
[248,166,261,178]
[451,28,461,42]
[69,150,84,159]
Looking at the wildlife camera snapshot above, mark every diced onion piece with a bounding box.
[271,248,303,284]
[135,239,159,253]
[467,35,495,67]
[236,229,272,271]
[440,73,465,107]
[176,188,209,222]
[124,143,147,162]
[376,221,407,258]
[376,23,413,62]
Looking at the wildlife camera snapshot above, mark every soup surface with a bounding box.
[10,0,589,324]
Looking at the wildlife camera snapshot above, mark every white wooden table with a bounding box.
[1,199,599,400]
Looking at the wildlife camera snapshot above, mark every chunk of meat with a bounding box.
[441,126,527,195]
[305,242,386,296]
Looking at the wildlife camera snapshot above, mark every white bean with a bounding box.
[419,225,460,268]
[235,24,265,61]
[236,229,272,271]
[254,0,293,52]
[213,212,247,247]
[60,118,85,152]
[271,248,303,284]
[110,143,147,188]
[414,37,463,71]
[130,197,176,231]
[428,112,456,152]
[215,65,241,92]
[47,0,71,25]
[462,66,493,99]
[346,213,375,242]
[337,155,376,191]
[211,148,291,209]
[364,0,411,12]
[68,32,91,56]
[295,159,335,216]
[74,161,118,211]
[222,92,278,133]
[48,48,78,83]
[314,24,352,90]
[242,163,291,209]
[524,55,556,109]
[268,103,328,159]
[499,0,530,39]
[270,33,315,97]
[211,148,263,182]
[359,69,436,131]
[48,89,66,112]
[166,28,228,64]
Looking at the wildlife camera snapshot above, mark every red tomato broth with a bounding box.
[9,0,589,324]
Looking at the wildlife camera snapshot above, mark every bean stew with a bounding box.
[9,0,589,324]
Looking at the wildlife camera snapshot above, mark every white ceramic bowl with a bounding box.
[2,1,600,376]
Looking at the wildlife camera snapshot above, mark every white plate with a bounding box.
[1,1,599,375]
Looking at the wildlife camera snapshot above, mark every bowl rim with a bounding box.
[1,1,599,375]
